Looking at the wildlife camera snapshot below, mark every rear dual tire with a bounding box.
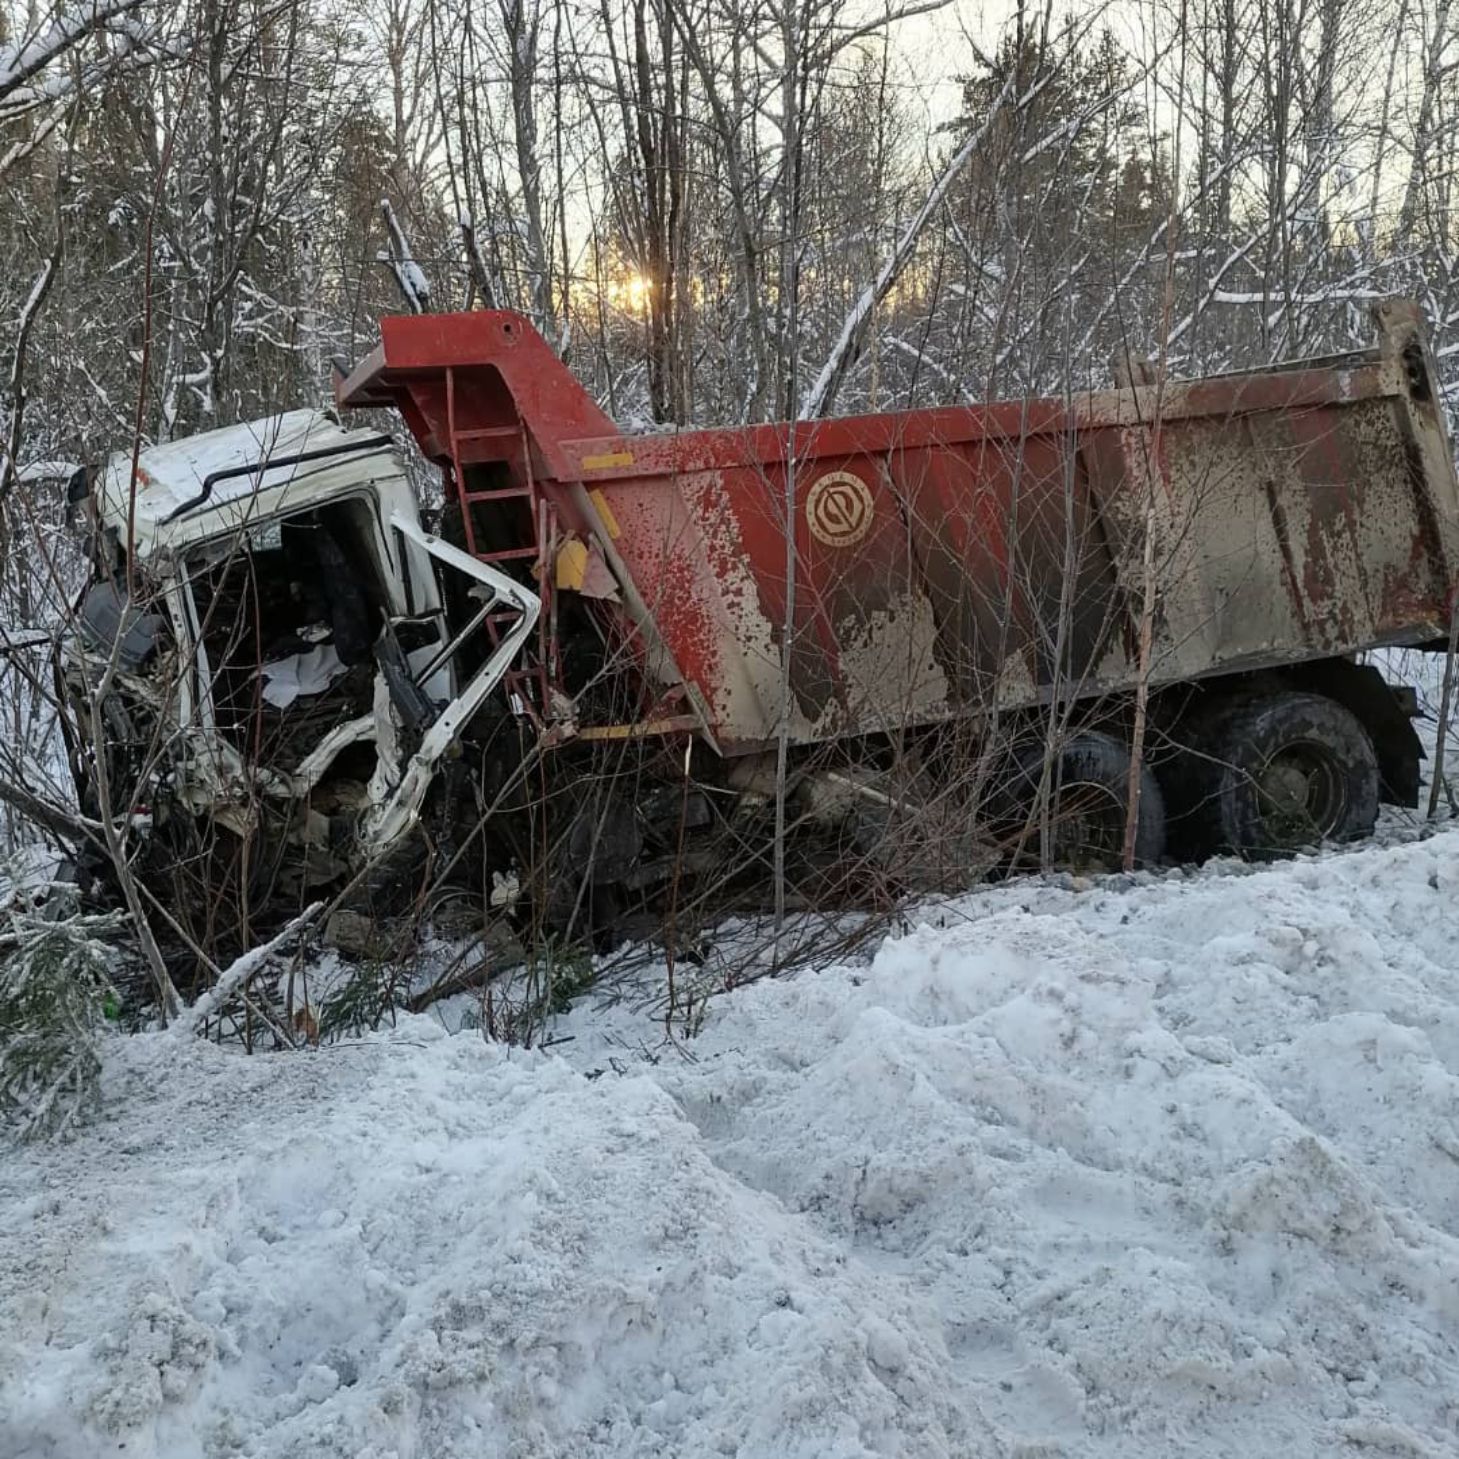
[998,688,1379,874]
[1169,690,1379,860]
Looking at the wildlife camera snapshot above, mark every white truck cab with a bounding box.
[68,409,538,884]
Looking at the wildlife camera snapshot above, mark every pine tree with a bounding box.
[0,899,128,1141]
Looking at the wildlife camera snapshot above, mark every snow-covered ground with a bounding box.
[4,821,1459,1458]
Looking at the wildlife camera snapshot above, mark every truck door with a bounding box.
[362,510,540,854]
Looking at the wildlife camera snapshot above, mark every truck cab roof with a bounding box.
[93,409,408,561]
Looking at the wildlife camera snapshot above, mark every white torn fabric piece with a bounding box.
[258,643,347,708]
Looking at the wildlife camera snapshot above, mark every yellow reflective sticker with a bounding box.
[589,488,622,539]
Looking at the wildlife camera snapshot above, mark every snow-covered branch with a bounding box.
[0,0,145,102]
[378,199,431,314]
[173,903,323,1038]
[800,69,1018,420]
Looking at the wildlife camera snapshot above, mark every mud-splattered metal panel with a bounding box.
[581,374,1457,753]
[1107,396,1454,685]
[603,452,958,749]
[900,433,1125,704]
[586,427,1132,750]
[341,305,1459,756]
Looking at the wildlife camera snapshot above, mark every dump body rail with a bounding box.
[339,299,1459,755]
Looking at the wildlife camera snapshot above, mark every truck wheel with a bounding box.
[1192,691,1378,857]
[1003,731,1166,871]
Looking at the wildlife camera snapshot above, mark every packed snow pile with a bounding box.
[5,830,1459,1457]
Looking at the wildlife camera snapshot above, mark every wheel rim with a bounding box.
[1254,741,1347,846]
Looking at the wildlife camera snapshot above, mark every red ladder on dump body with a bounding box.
[443,368,558,726]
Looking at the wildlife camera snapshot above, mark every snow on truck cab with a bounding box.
[62,297,1459,954]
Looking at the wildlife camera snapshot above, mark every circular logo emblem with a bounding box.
[805,470,874,548]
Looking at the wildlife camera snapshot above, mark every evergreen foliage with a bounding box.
[0,903,128,1141]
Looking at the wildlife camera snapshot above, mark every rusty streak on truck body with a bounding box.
[337,298,1459,759]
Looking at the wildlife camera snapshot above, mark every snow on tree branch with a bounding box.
[173,903,323,1039]
[378,199,431,315]
[799,70,1018,421]
[0,0,150,113]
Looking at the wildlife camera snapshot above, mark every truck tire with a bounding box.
[1002,731,1166,871]
[1187,691,1378,858]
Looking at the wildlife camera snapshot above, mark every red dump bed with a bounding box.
[339,300,1459,755]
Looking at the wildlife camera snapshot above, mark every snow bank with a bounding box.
[598,837,1459,1455]
[5,830,1459,1456]
[0,1027,993,1457]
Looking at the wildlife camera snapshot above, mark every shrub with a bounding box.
[0,905,128,1141]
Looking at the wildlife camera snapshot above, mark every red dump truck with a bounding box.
[66,298,1459,946]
